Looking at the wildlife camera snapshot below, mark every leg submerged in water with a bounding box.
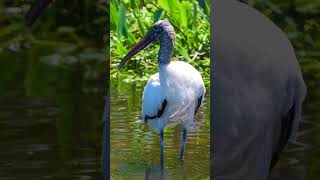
[179,128,187,160]
[160,129,164,164]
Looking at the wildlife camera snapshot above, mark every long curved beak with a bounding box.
[118,31,156,69]
[25,0,52,27]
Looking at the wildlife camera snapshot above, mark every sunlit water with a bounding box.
[110,79,210,179]
[0,47,106,179]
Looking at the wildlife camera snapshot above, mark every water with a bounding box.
[110,79,211,179]
[0,48,319,179]
[109,75,320,180]
[0,46,106,179]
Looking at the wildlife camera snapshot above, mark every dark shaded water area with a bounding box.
[0,46,107,179]
[110,79,210,179]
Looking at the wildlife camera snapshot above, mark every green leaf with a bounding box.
[167,0,179,17]
[133,12,145,35]
[193,2,198,32]
[154,9,165,23]
[175,44,191,61]
[117,41,128,56]
[158,0,170,14]
[110,1,119,30]
[180,1,190,27]
[117,3,127,38]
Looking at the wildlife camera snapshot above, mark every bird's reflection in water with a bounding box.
[144,165,168,180]
[144,161,187,180]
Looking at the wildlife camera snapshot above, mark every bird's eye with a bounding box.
[154,27,163,33]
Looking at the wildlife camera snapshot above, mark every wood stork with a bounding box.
[212,0,307,179]
[119,20,206,161]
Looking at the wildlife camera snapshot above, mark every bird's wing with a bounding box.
[142,74,167,122]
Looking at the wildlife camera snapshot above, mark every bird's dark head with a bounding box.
[119,20,175,68]
[151,20,175,43]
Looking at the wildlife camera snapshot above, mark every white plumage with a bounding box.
[142,61,205,131]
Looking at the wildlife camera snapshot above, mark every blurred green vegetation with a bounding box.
[0,0,108,70]
[110,0,210,85]
[0,1,107,179]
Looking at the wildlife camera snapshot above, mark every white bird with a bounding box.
[119,20,206,161]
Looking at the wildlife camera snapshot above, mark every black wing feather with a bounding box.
[145,99,167,122]
[194,95,203,115]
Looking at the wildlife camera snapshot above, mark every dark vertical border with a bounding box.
[102,91,110,180]
[102,0,110,179]
[210,0,214,179]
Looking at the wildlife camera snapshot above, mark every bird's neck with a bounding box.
[158,36,174,65]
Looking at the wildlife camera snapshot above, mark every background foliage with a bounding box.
[110,0,210,85]
[0,0,107,70]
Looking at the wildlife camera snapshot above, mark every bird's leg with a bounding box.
[179,128,187,160]
[160,129,164,165]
